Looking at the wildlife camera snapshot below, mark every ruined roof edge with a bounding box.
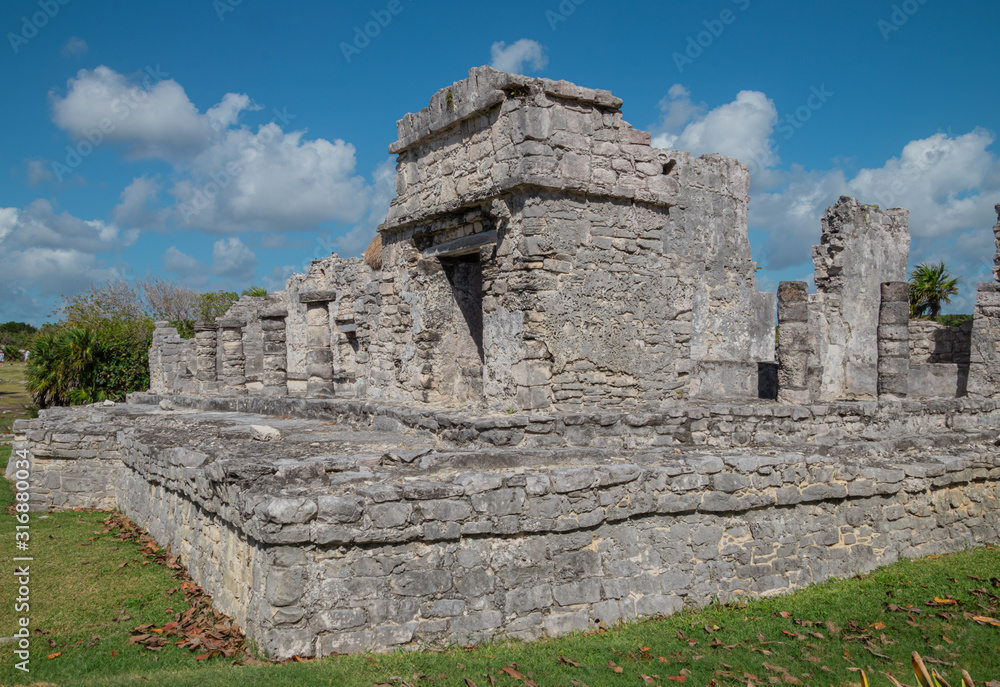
[387,66,624,155]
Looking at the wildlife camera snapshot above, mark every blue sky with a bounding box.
[2,0,998,325]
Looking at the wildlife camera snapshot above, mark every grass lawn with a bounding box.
[0,362,36,436]
[1,443,998,686]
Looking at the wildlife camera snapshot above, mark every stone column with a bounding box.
[877,282,910,398]
[193,321,220,394]
[776,281,811,404]
[218,318,247,395]
[968,282,1000,398]
[260,308,288,397]
[299,290,336,398]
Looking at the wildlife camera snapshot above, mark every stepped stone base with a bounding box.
[8,396,1000,659]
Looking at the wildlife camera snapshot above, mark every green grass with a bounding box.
[1,443,998,686]
[0,362,36,436]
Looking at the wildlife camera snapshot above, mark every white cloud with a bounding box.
[751,129,1000,273]
[162,238,257,285]
[172,124,370,233]
[50,66,227,162]
[653,85,1000,314]
[212,237,257,278]
[114,176,167,230]
[0,203,129,315]
[3,199,136,254]
[51,66,375,235]
[163,246,201,275]
[61,37,88,58]
[653,85,779,174]
[490,39,548,74]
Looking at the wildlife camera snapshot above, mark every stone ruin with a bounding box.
[9,68,1000,659]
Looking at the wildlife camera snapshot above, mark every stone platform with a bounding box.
[9,395,1000,658]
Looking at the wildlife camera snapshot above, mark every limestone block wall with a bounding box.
[809,197,910,400]
[669,152,775,368]
[365,67,774,411]
[100,421,1000,658]
[909,319,972,364]
[149,322,198,395]
[906,318,972,399]
[6,412,122,510]
[968,282,1000,398]
[224,297,266,393]
[283,256,374,395]
[116,439,268,640]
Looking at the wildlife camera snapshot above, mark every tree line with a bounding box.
[20,277,266,408]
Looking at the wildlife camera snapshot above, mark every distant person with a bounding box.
[0,350,5,364]
[24,350,29,362]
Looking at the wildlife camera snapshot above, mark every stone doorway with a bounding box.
[440,254,484,405]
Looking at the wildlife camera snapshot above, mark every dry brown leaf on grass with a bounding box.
[557,656,581,667]
[607,660,623,674]
[972,615,1000,627]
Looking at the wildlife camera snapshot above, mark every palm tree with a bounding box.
[909,261,960,320]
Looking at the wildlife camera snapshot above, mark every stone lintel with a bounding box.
[298,290,337,304]
[421,230,498,260]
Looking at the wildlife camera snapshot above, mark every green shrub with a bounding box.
[197,290,239,322]
[241,285,267,297]
[2,344,20,362]
[26,323,152,408]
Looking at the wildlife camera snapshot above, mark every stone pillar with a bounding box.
[877,282,910,398]
[967,282,1000,398]
[193,321,220,393]
[260,308,288,397]
[218,318,247,395]
[776,281,811,404]
[810,196,910,399]
[299,290,336,398]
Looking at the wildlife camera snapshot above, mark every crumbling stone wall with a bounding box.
[149,322,198,395]
[808,197,910,400]
[11,400,1000,659]
[365,67,774,411]
[284,256,374,395]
